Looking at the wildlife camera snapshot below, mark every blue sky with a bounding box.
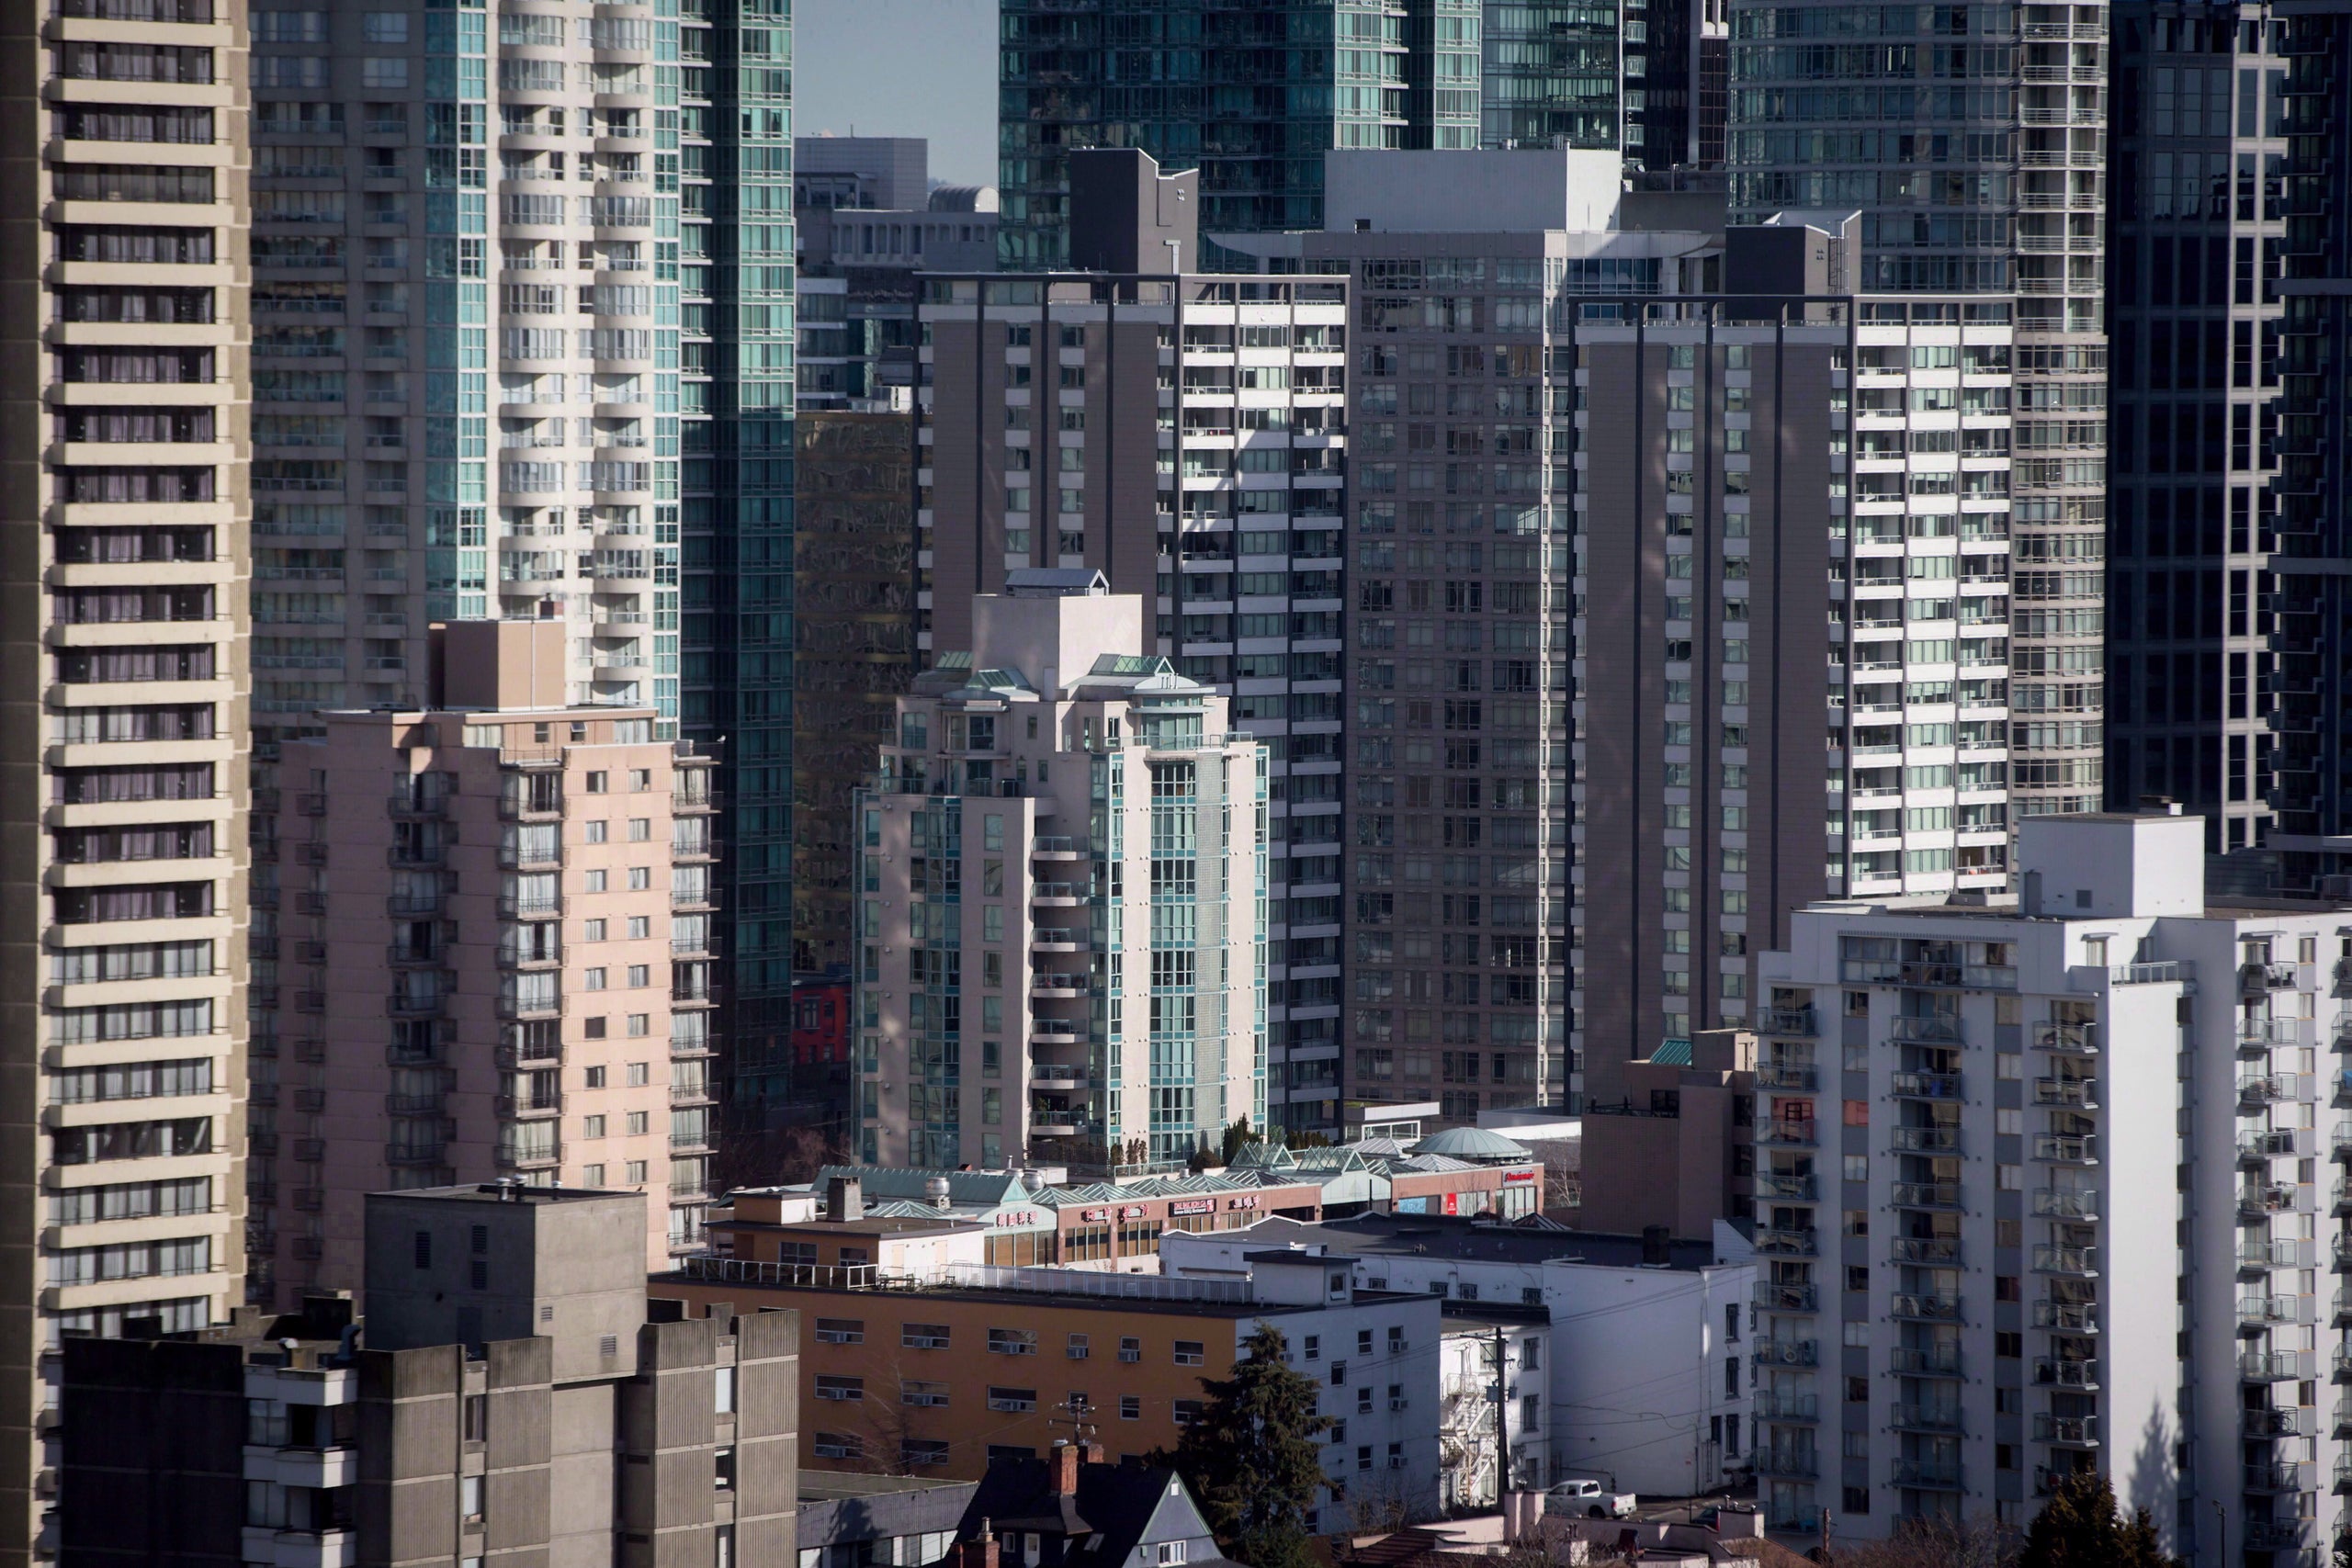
[797,0,1000,187]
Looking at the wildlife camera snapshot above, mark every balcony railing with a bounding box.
[1889,1292,1962,1322]
[1754,1282,1819,1313]
[1891,1460,1963,1490]
[1890,1181,1962,1211]
[1890,1071,1962,1100]
[1751,1338,1818,1368]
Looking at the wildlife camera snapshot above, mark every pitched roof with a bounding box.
[954,1457,1200,1568]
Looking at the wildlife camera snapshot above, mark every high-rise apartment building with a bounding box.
[1727,0,2110,824]
[1748,809,2347,1553]
[855,580,1266,1174]
[917,151,1346,1133]
[2265,2,2352,894]
[1224,151,2015,1116]
[2,0,251,1550]
[2104,6,2286,857]
[62,1185,797,1568]
[997,1,1651,271]
[253,621,717,1292]
[242,0,797,1129]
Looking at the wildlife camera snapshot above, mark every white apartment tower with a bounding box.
[855,577,1266,1176]
[1750,809,2349,1560]
[5,0,252,1550]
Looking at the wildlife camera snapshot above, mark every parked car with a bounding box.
[1544,1479,1637,1519]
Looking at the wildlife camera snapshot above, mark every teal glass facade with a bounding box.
[998,0,1628,271]
[681,0,797,1114]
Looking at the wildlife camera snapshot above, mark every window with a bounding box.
[1173,1340,1204,1366]
[627,965,650,988]
[1157,1545,1188,1566]
[988,1387,1038,1413]
[1329,1360,1346,1386]
[460,1475,483,1524]
[624,1161,646,1183]
[904,1323,950,1349]
[1117,1337,1141,1363]
[814,1318,863,1345]
[628,818,650,841]
[715,1368,735,1414]
[1356,1386,1372,1415]
[714,1446,735,1491]
[1304,1335,1320,1360]
[1389,1326,1408,1354]
[902,1440,949,1468]
[988,1327,1037,1356]
[1356,1329,1373,1357]
[1068,1333,1090,1359]
[585,773,608,793]
[584,821,609,844]
[1173,1399,1204,1426]
[413,1230,430,1268]
[462,1394,487,1443]
[626,1111,649,1136]
[583,919,607,942]
[814,1376,863,1403]
[814,1432,861,1460]
[1120,1395,1140,1420]
[627,1063,650,1087]
[584,1066,606,1089]
[902,1381,949,1407]
[628,916,650,940]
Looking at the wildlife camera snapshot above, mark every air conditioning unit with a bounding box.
[1389,1399,1407,1411]
[1387,1456,1408,1469]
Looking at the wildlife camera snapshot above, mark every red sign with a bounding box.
[1502,1170,1536,1184]
[1121,1205,1146,1219]
[1442,1192,1460,1216]
[1080,1207,1111,1223]
[1169,1198,1216,1216]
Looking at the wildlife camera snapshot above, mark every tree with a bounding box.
[1162,1321,1335,1568]
[1220,1117,1261,1166]
[1827,1513,2020,1568]
[2018,1470,2179,1568]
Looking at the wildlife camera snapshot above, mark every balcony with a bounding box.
[2242,1349,2307,1382]
[2031,1244,2097,1278]
[1031,880,1083,907]
[1755,1171,1817,1201]
[1752,1338,1818,1368]
[2240,1129,2301,1165]
[2243,1182,2300,1220]
[2244,1460,2306,1494]
[1891,1460,1963,1491]
[2245,1520,2310,1552]
[1031,973,1092,999]
[1758,1006,1817,1036]
[2033,1022,2098,1055]
[2033,1134,2098,1165]
[2244,1406,2312,1438]
[1755,1447,1818,1480]
[1719,1192,1825,1249]
[2033,1301,2098,1332]
[2033,1077,2097,1110]
[669,1080,714,1104]
[2031,1188,2098,1221]
[384,1094,445,1116]
[1887,1236,1961,1266]
[1759,1121,1818,1148]
[1031,835,1082,861]
[497,1142,561,1170]
[386,989,449,1020]
[2237,1295,2308,1331]
[2032,1357,2096,1391]
[493,1093,562,1120]
[1889,1292,1962,1323]
[1886,1016,1962,1045]
[1033,927,1084,953]
[1752,1391,1819,1422]
[2333,1122,2352,1162]
[1890,1071,1962,1101]
[1755,1061,1818,1091]
[2245,1237,2307,1273]
[1889,1345,1963,1378]
[2240,1072,2298,1108]
[1891,1404,1962,1434]
[384,1144,446,1168]
[496,992,560,1021]
[1890,1125,1961,1155]
[1754,1281,1819,1314]
[1890,1181,1963,1211]
[2035,1416,2099,1450]
[2241,961,2301,996]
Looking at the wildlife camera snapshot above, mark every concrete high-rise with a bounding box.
[1222,151,2016,1117]
[1748,810,2347,1555]
[916,150,1347,1134]
[997,1,1658,271]
[2,0,252,1550]
[855,580,1267,1174]
[254,621,718,1290]
[242,0,799,1134]
[1727,0,2110,824]
[2104,5,2287,860]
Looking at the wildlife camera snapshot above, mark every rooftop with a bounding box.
[1205,1214,1724,1272]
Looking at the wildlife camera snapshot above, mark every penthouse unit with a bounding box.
[1221,151,2018,1117]
[253,621,718,1296]
[60,1185,795,1568]
[1748,809,2352,1554]
[916,149,1346,1133]
[1161,1213,1756,1497]
[855,581,1265,1176]
[655,1249,1442,1526]
[2,0,253,1546]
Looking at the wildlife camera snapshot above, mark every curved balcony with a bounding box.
[1031,880,1083,908]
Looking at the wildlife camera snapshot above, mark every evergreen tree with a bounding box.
[2018,1469,2179,1568]
[1220,1117,1261,1166]
[1164,1321,1336,1568]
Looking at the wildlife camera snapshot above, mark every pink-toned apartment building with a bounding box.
[251,622,717,1296]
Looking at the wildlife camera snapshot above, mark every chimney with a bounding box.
[827,1175,863,1224]
[1081,1440,1105,1466]
[961,1524,1001,1568]
[1051,1438,1081,1496]
[1641,1224,1670,1267]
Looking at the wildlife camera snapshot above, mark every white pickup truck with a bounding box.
[1544,1479,1638,1519]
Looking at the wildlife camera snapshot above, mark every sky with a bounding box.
[795,0,1000,188]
